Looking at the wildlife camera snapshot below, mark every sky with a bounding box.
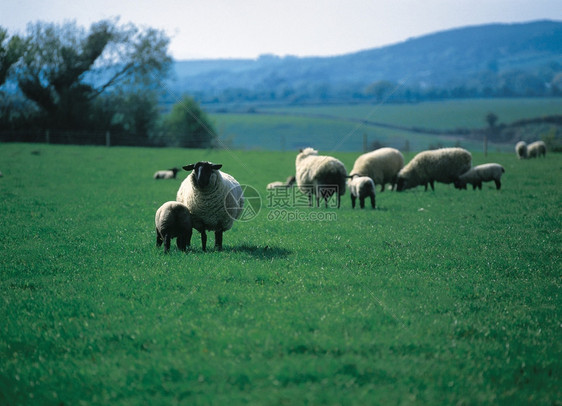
[1,0,561,60]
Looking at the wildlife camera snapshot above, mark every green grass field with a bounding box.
[1,143,560,405]
[212,98,562,152]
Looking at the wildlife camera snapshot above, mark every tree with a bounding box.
[17,19,171,130]
[162,96,218,148]
[0,27,24,86]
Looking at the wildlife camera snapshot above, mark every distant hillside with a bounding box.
[168,20,562,104]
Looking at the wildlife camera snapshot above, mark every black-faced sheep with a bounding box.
[396,148,472,192]
[515,141,528,159]
[454,163,505,190]
[176,161,244,251]
[349,147,404,192]
[267,175,296,190]
[527,141,546,158]
[295,147,347,208]
[347,175,376,209]
[155,201,192,253]
[154,167,180,179]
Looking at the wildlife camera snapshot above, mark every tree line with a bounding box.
[0,19,217,148]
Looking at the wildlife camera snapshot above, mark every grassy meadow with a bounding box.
[212,98,562,152]
[1,143,561,405]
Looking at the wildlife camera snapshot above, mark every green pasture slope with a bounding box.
[212,98,562,152]
[1,143,560,405]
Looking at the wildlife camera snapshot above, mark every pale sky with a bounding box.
[1,0,561,60]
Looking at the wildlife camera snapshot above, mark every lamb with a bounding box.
[454,163,505,190]
[154,167,180,179]
[155,201,193,253]
[347,175,376,209]
[295,147,347,208]
[527,141,546,158]
[515,141,528,159]
[176,161,244,251]
[349,147,404,192]
[267,175,296,190]
[396,147,472,191]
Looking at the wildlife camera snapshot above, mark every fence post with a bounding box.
[106,131,110,147]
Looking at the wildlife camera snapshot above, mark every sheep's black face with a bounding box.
[183,161,222,189]
[396,177,408,192]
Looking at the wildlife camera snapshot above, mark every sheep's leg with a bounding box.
[337,194,341,209]
[351,195,356,209]
[164,234,171,253]
[201,230,207,252]
[215,231,223,251]
[494,179,501,190]
[370,194,376,209]
[478,182,482,190]
[177,235,187,252]
[380,184,385,193]
[156,229,163,247]
[359,197,365,209]
[429,181,435,191]
[187,228,192,248]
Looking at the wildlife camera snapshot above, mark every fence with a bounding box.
[0,129,169,147]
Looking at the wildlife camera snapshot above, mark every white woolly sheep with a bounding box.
[515,141,528,159]
[154,167,180,179]
[176,161,244,251]
[454,163,505,190]
[527,141,546,158]
[347,175,376,209]
[267,175,296,190]
[155,201,193,253]
[295,148,347,208]
[396,147,472,192]
[349,147,404,192]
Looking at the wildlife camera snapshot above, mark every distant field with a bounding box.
[211,98,562,152]
[1,143,560,405]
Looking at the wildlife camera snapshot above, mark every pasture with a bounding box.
[0,143,560,405]
[212,98,562,152]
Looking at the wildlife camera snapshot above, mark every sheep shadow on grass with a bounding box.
[230,244,292,259]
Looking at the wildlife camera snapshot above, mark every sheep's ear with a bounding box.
[183,164,195,171]
[211,164,222,170]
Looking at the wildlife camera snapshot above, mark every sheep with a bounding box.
[347,175,376,209]
[396,147,472,192]
[295,147,347,208]
[176,161,244,251]
[154,167,180,179]
[267,175,296,190]
[155,201,193,253]
[349,147,404,192]
[515,141,528,159]
[454,163,505,190]
[527,141,546,158]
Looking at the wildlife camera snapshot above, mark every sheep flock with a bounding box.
[152,140,547,252]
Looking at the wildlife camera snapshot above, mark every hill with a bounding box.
[168,20,562,104]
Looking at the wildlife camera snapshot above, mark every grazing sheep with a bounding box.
[515,141,528,159]
[396,148,472,192]
[454,163,505,190]
[155,201,192,253]
[295,147,347,208]
[347,175,376,209]
[527,141,546,158]
[349,147,404,192]
[154,167,180,179]
[176,161,244,251]
[267,175,296,190]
